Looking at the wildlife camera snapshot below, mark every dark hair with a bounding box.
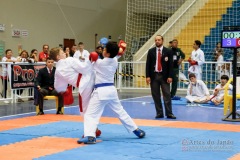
[169,41,172,44]
[46,57,54,61]
[221,75,229,81]
[78,42,84,45]
[5,49,12,54]
[195,40,201,47]
[63,46,70,52]
[105,42,119,58]
[96,45,103,50]
[189,73,196,79]
[31,49,37,54]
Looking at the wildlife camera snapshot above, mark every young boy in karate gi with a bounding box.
[49,47,95,114]
[186,73,210,103]
[78,42,145,144]
[210,75,232,105]
[188,40,205,80]
[49,47,103,137]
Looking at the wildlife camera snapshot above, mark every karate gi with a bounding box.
[54,57,94,114]
[186,80,210,103]
[73,50,90,61]
[210,84,232,102]
[83,57,138,137]
[188,48,205,80]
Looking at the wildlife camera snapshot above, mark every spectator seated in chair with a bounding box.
[35,57,64,115]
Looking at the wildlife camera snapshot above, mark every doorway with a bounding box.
[63,39,75,49]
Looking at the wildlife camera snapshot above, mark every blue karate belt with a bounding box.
[94,83,114,88]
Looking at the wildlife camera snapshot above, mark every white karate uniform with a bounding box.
[186,80,210,103]
[73,50,90,61]
[188,48,205,80]
[84,57,138,137]
[216,55,224,80]
[211,84,233,102]
[54,57,95,114]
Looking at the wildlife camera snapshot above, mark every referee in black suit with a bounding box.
[146,35,176,119]
[35,58,64,115]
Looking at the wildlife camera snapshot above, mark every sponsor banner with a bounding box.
[10,63,45,89]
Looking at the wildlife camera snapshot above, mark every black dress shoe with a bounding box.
[56,111,63,115]
[166,114,176,119]
[155,114,164,118]
[37,111,44,115]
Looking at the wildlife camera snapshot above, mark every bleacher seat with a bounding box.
[201,0,240,64]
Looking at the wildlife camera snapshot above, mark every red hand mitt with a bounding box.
[118,40,127,56]
[190,60,198,65]
[63,85,74,105]
[89,51,99,62]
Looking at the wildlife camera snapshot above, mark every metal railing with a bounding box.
[0,61,235,104]
[115,61,233,91]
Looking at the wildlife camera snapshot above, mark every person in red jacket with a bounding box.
[38,44,49,62]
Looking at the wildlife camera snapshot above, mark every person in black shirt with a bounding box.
[171,39,185,100]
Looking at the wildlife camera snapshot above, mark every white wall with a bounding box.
[0,0,127,57]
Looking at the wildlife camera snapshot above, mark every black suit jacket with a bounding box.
[35,67,56,89]
[146,46,173,80]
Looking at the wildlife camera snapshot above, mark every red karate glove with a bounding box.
[118,40,127,56]
[190,60,198,65]
[89,52,99,62]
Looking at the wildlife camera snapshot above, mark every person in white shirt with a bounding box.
[78,42,145,144]
[188,40,205,80]
[186,73,210,103]
[216,50,224,80]
[1,49,17,103]
[73,42,90,61]
[210,75,232,105]
[221,63,230,78]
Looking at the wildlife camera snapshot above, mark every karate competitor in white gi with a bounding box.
[73,42,90,62]
[78,42,145,144]
[188,40,205,80]
[50,47,103,137]
[210,75,232,105]
[49,47,94,114]
[186,73,210,103]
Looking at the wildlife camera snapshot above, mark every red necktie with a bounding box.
[158,49,162,71]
